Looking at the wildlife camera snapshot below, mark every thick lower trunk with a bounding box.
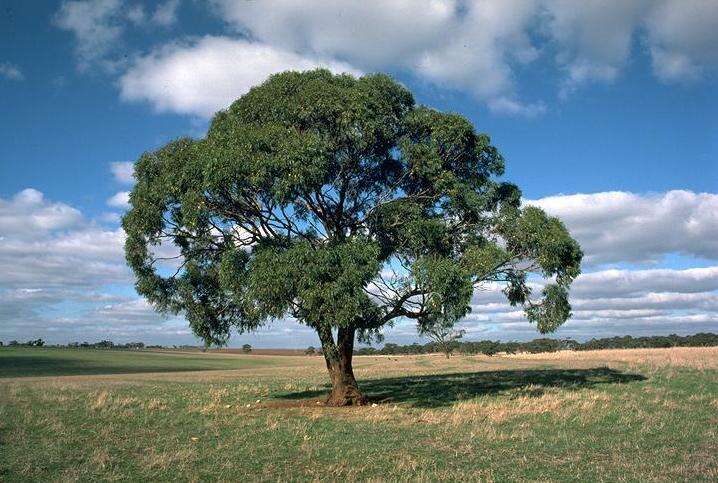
[317,325,367,406]
[326,364,366,406]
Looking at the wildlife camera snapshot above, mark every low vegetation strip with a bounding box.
[355,332,718,356]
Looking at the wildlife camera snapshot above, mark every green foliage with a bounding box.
[123,69,582,345]
[525,284,571,334]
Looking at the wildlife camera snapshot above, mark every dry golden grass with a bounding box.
[504,346,718,370]
[4,347,715,395]
[306,384,614,431]
[445,386,611,424]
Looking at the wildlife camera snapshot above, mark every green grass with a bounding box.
[0,347,286,378]
[1,347,716,481]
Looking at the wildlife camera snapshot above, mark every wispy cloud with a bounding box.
[152,0,180,27]
[54,0,182,72]
[0,62,24,80]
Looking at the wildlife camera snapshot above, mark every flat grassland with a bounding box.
[1,347,716,481]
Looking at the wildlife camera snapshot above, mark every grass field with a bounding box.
[0,348,290,378]
[1,347,717,481]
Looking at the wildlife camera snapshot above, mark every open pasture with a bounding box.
[0,347,291,378]
[1,347,717,481]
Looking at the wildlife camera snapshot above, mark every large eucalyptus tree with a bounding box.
[123,69,582,406]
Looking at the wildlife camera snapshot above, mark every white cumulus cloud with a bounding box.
[0,189,129,295]
[3,188,717,345]
[110,161,134,184]
[119,36,361,118]
[107,191,130,208]
[460,265,718,340]
[0,189,189,345]
[212,0,543,115]
[56,0,718,115]
[571,266,718,298]
[530,190,718,265]
[0,189,83,236]
[206,0,718,107]
[543,0,648,96]
[645,0,718,82]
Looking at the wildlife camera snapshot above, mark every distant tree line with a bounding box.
[0,340,159,349]
[0,340,224,350]
[65,341,155,349]
[3,338,46,347]
[353,333,718,356]
[3,333,717,355]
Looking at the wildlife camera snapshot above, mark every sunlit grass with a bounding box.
[1,347,716,480]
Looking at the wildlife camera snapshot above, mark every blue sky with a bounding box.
[1,0,717,347]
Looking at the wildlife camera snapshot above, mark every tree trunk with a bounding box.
[317,325,367,406]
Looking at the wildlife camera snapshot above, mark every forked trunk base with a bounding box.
[318,325,367,406]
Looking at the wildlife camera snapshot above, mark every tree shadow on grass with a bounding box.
[277,367,646,408]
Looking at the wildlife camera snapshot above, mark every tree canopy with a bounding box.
[123,69,582,405]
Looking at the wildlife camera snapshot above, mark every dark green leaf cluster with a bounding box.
[122,69,582,344]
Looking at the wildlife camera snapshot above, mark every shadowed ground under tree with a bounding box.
[276,367,646,408]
